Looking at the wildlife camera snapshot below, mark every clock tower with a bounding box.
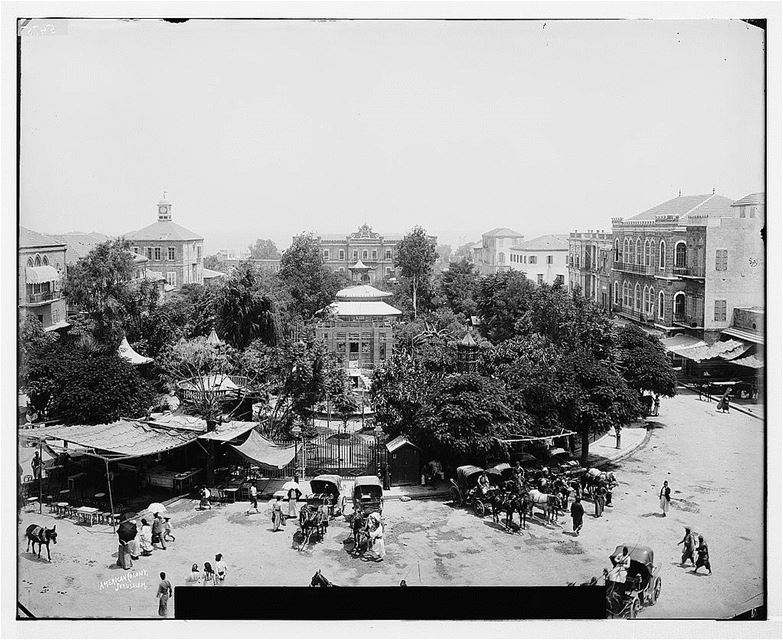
[157,195,172,222]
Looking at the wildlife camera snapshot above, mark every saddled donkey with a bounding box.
[26,524,57,562]
[528,489,562,524]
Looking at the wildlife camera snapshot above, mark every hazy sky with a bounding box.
[20,18,764,253]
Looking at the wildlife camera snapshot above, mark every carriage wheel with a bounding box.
[450,487,462,507]
[630,596,642,618]
[473,499,485,518]
[652,578,662,604]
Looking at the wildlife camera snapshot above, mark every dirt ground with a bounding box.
[17,389,764,619]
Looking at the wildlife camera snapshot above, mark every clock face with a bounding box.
[159,205,168,215]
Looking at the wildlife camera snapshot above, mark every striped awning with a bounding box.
[25,265,60,284]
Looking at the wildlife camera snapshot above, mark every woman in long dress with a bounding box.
[139,519,154,556]
[271,496,284,531]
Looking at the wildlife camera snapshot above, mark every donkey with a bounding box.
[310,569,338,587]
[25,524,57,562]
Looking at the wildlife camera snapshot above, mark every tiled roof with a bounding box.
[326,300,402,317]
[515,234,569,251]
[732,192,765,207]
[54,231,110,263]
[19,227,66,249]
[123,221,202,242]
[483,227,524,238]
[626,194,734,222]
[336,284,392,300]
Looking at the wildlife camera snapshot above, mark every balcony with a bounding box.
[25,291,59,306]
[674,265,705,278]
[612,261,654,276]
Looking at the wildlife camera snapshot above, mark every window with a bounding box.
[714,300,727,322]
[338,267,345,272]
[362,250,368,260]
[386,267,393,275]
[524,256,527,264]
[554,274,564,286]
[166,272,177,287]
[196,245,202,260]
[673,292,685,320]
[537,274,543,285]
[674,242,687,268]
[34,255,41,266]
[42,255,49,265]
[749,206,756,218]
[132,246,139,254]
[372,250,377,260]
[623,238,630,261]
[168,247,175,261]
[339,250,345,260]
[349,342,359,354]
[614,239,620,262]
[547,255,553,264]
[658,240,666,269]
[385,250,392,260]
[27,258,33,267]
[635,238,641,264]
[498,252,505,264]
[323,249,330,260]
[658,291,665,319]
[154,247,161,261]
[622,281,628,307]
[634,283,640,311]
[715,249,728,271]
[613,281,619,304]
[647,287,655,315]
[146,247,153,260]
[353,250,358,261]
[529,256,537,265]
[53,308,59,323]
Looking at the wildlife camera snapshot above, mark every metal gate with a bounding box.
[304,431,380,477]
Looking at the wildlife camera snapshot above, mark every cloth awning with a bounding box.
[144,413,208,432]
[660,334,707,355]
[721,326,764,345]
[198,421,258,442]
[118,337,153,365]
[670,339,746,363]
[731,354,764,369]
[202,268,227,280]
[230,430,296,470]
[42,420,198,460]
[25,265,60,284]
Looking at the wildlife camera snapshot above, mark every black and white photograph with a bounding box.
[2,2,780,636]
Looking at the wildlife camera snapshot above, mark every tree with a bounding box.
[64,238,159,345]
[476,270,536,343]
[614,324,677,398]
[436,258,479,318]
[212,262,283,349]
[248,238,281,260]
[203,254,226,272]
[453,241,477,261]
[394,226,437,318]
[25,340,155,424]
[279,233,343,319]
[330,378,359,433]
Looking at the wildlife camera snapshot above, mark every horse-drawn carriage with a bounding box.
[306,474,345,517]
[352,475,384,516]
[450,465,501,517]
[605,545,662,619]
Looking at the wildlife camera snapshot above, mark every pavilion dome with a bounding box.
[335,284,393,301]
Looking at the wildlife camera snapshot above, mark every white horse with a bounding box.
[528,489,561,523]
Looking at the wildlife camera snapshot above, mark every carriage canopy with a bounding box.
[310,475,342,500]
[486,463,514,480]
[612,545,655,572]
[353,475,383,498]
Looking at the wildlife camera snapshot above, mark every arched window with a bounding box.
[623,239,629,262]
[673,292,685,320]
[642,239,649,266]
[34,255,41,266]
[635,238,642,264]
[614,239,620,262]
[647,287,655,315]
[642,285,648,313]
[634,283,641,311]
[674,241,687,268]
[658,291,665,319]
[659,240,666,269]
[498,252,505,264]
[613,281,619,305]
[42,255,49,265]
[27,257,34,267]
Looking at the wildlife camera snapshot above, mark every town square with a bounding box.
[6,9,775,635]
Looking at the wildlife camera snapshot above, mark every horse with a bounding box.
[489,490,510,525]
[528,489,562,524]
[297,504,324,551]
[350,512,371,556]
[25,524,57,562]
[310,569,338,587]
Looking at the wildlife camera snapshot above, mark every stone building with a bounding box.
[567,230,613,310]
[316,224,407,285]
[123,197,204,290]
[471,227,524,275]
[315,263,402,378]
[508,234,569,286]
[611,192,764,343]
[19,227,69,331]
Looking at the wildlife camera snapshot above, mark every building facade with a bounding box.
[610,192,764,343]
[19,227,69,331]
[471,227,524,275]
[508,234,569,286]
[567,230,613,309]
[124,198,204,290]
[316,225,408,285]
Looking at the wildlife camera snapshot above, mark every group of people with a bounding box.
[185,553,229,586]
[116,512,174,570]
[678,527,712,575]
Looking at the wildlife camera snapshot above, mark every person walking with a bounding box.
[163,516,175,542]
[247,484,259,515]
[214,553,228,584]
[139,519,154,556]
[594,484,607,518]
[570,497,585,536]
[287,480,301,520]
[659,480,671,517]
[693,536,712,575]
[152,513,166,550]
[156,571,172,617]
[116,530,133,570]
[272,495,285,531]
[678,527,697,567]
[653,395,660,417]
[31,451,43,480]
[199,486,212,510]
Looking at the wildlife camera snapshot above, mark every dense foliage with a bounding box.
[394,226,437,317]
